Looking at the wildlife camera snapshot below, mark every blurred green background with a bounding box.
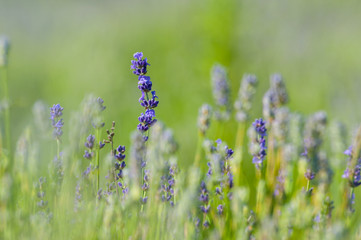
[1,0,361,167]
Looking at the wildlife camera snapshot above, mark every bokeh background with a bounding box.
[1,0,361,168]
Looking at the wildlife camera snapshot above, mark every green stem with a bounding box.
[56,139,60,160]
[96,128,100,192]
[235,121,246,186]
[306,180,310,192]
[194,132,204,167]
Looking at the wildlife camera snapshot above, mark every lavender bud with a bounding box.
[251,118,267,169]
[0,36,10,67]
[234,74,258,122]
[211,64,231,121]
[197,104,212,136]
[273,107,290,145]
[270,73,288,107]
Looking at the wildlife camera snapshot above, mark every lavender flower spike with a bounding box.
[50,104,64,139]
[0,35,10,67]
[131,52,159,142]
[211,64,231,121]
[252,118,267,169]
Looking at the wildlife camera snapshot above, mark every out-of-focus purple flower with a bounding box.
[82,165,91,177]
[234,74,258,122]
[217,204,224,215]
[305,169,315,181]
[274,171,285,196]
[211,64,231,121]
[344,146,353,157]
[97,97,106,111]
[206,162,212,177]
[83,150,93,160]
[50,104,64,139]
[252,118,267,137]
[50,104,63,120]
[198,104,212,136]
[0,36,10,67]
[342,146,361,188]
[85,135,95,149]
[251,118,267,169]
[301,146,308,157]
[215,187,222,195]
[99,141,105,149]
[200,205,210,213]
[203,220,210,228]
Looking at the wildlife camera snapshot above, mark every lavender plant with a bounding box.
[131,52,159,209]
[211,64,231,121]
[50,104,64,184]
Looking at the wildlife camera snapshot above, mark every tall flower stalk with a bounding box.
[0,36,11,160]
[233,74,257,185]
[50,104,64,183]
[131,52,158,210]
[342,126,361,213]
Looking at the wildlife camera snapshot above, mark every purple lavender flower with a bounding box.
[114,145,126,180]
[0,36,10,67]
[131,52,150,76]
[274,170,285,197]
[342,146,361,187]
[85,135,95,149]
[234,74,258,122]
[211,64,231,121]
[199,181,210,228]
[138,76,153,92]
[131,52,159,143]
[139,91,159,109]
[217,204,224,215]
[91,97,106,129]
[305,169,315,181]
[83,150,93,160]
[251,118,267,169]
[252,118,267,137]
[83,134,97,160]
[344,146,352,157]
[131,52,158,209]
[50,104,64,139]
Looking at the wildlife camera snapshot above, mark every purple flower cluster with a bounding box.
[131,52,150,76]
[141,169,150,204]
[199,181,210,228]
[83,134,95,160]
[114,145,129,195]
[131,52,159,141]
[161,165,177,206]
[92,97,106,129]
[252,118,267,169]
[114,145,126,180]
[342,146,361,188]
[50,104,64,139]
[206,139,234,200]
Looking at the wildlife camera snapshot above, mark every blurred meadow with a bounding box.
[1,0,361,169]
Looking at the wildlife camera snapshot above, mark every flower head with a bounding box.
[0,35,10,67]
[50,104,64,139]
[131,52,150,76]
